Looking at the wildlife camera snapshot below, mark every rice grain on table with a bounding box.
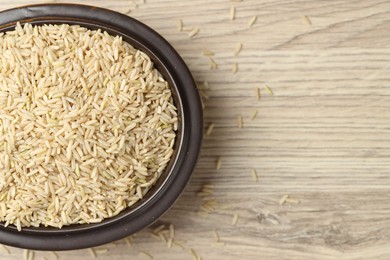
[88,248,96,258]
[265,84,274,95]
[302,15,312,25]
[202,50,214,56]
[178,19,183,31]
[48,252,58,259]
[248,16,257,27]
[139,250,154,259]
[251,169,258,182]
[234,43,243,56]
[279,195,289,205]
[189,248,201,260]
[237,115,243,128]
[231,63,238,74]
[209,57,218,69]
[0,23,178,230]
[256,87,261,100]
[230,6,236,20]
[212,230,220,242]
[206,123,215,136]
[250,110,258,120]
[216,157,222,170]
[188,28,200,38]
[231,213,239,225]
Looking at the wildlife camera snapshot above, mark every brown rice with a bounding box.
[0,23,178,230]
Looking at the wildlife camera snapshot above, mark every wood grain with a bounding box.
[1,0,390,259]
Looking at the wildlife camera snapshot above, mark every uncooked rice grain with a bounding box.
[139,250,154,259]
[88,248,96,258]
[230,6,236,20]
[206,123,215,136]
[265,84,274,95]
[250,110,258,120]
[188,28,200,38]
[256,87,261,100]
[231,63,238,74]
[302,15,312,25]
[209,57,218,69]
[201,50,214,56]
[251,169,258,182]
[216,157,222,170]
[237,115,243,128]
[248,16,257,27]
[231,213,239,225]
[178,19,183,31]
[234,43,243,56]
[279,194,289,205]
[0,23,178,230]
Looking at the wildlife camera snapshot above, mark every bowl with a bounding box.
[0,3,202,250]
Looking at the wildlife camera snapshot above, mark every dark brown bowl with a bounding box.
[0,4,202,250]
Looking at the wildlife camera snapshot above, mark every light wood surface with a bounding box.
[1,0,390,259]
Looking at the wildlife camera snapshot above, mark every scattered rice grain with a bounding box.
[209,57,218,69]
[279,194,289,205]
[95,248,109,254]
[212,230,220,242]
[302,15,312,25]
[251,169,258,182]
[169,224,175,239]
[124,237,132,247]
[248,16,257,27]
[231,63,238,74]
[23,250,29,260]
[189,248,201,260]
[88,248,96,258]
[188,28,200,38]
[231,213,239,225]
[286,197,301,204]
[237,115,243,128]
[250,110,258,120]
[206,123,215,136]
[202,50,214,56]
[178,19,183,31]
[48,252,58,259]
[265,84,274,95]
[139,250,154,259]
[256,87,261,100]
[216,157,222,170]
[234,43,243,56]
[230,6,236,20]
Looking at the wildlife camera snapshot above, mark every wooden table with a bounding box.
[1,0,390,259]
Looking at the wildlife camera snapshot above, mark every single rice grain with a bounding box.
[302,15,312,25]
[139,250,154,259]
[248,16,257,27]
[230,6,236,20]
[279,194,289,205]
[234,43,243,56]
[216,157,222,170]
[206,123,215,136]
[231,63,238,74]
[250,110,258,120]
[188,28,200,38]
[251,169,258,182]
[231,213,239,225]
[265,84,274,95]
[178,19,183,31]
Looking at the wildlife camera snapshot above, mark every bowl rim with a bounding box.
[0,3,202,250]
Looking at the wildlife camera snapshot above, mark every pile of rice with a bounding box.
[0,22,178,230]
